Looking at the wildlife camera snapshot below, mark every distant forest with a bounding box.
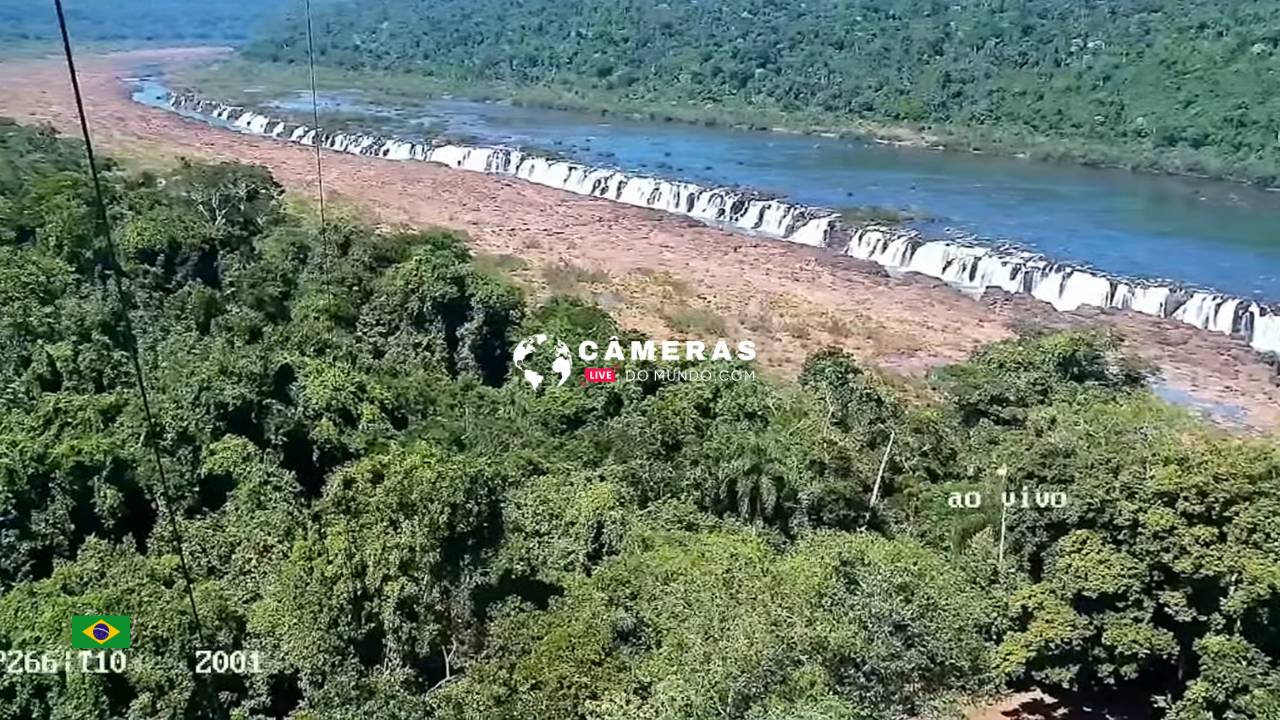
[245,0,1280,185]
[0,0,290,44]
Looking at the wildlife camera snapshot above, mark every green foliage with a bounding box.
[246,0,1280,184]
[1,121,1279,718]
[800,347,902,438]
[935,328,1146,426]
[1174,635,1280,719]
[985,398,1280,711]
[437,526,994,720]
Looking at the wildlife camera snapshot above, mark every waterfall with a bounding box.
[158,90,1280,356]
[1248,307,1280,355]
[838,227,1280,353]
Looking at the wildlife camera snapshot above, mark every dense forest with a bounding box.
[244,0,1280,185]
[0,116,1279,718]
[0,0,290,45]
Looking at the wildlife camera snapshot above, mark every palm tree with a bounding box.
[700,430,803,529]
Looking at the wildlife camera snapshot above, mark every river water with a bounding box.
[133,79,1280,303]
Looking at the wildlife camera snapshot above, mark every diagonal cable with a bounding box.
[52,0,207,647]
[304,0,327,227]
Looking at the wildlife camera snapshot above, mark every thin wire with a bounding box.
[304,0,327,227]
[301,0,363,642]
[52,0,207,646]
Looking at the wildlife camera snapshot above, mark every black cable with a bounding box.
[300,0,364,645]
[298,0,357,628]
[52,0,207,646]
[304,0,327,227]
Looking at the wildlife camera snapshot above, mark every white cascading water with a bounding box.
[160,91,1280,356]
[1041,269,1115,312]
[1252,312,1280,354]
[841,225,1280,354]
[1110,284,1171,316]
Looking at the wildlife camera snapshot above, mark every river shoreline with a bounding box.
[179,57,1280,190]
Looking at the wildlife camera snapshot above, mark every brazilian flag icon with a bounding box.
[72,615,131,649]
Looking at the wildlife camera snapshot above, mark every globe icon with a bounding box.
[512,333,573,389]
[92,623,110,641]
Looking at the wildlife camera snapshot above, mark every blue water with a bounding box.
[138,79,1280,301]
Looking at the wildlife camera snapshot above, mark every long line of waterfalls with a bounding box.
[161,90,1280,356]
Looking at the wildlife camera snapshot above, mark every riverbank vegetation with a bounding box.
[242,0,1280,186]
[2,118,1279,718]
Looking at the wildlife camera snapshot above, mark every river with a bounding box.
[133,79,1280,300]
[129,77,1280,357]
[251,88,1280,302]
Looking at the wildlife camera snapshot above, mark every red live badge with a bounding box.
[583,367,617,383]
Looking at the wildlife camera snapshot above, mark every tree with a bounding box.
[436,524,994,720]
[935,329,1145,426]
